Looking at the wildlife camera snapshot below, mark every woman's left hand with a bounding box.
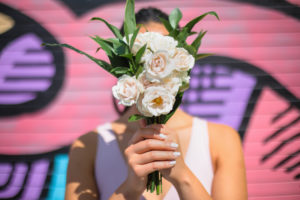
[149,124,189,184]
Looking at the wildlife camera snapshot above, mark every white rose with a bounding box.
[162,75,182,95]
[145,50,175,82]
[149,33,178,56]
[137,70,156,89]
[112,75,143,106]
[173,48,195,72]
[137,86,175,117]
[130,32,152,54]
[131,34,144,55]
[175,71,190,83]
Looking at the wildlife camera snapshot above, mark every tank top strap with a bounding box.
[186,117,213,193]
[164,117,213,199]
[96,122,115,142]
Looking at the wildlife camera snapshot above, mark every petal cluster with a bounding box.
[113,32,195,117]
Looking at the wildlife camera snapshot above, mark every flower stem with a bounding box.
[145,116,163,195]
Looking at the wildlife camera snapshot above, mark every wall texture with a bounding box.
[0,0,299,199]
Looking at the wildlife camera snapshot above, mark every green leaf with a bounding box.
[160,92,184,123]
[135,64,144,78]
[184,11,219,33]
[189,31,197,36]
[130,25,141,49]
[169,28,179,38]
[191,30,207,52]
[176,27,189,44]
[90,36,114,57]
[107,38,130,55]
[128,61,135,73]
[159,17,173,33]
[124,0,136,35]
[120,53,133,59]
[183,44,197,56]
[179,82,190,92]
[169,8,182,29]
[96,47,101,53]
[195,53,213,60]
[90,36,129,69]
[128,114,145,122]
[90,17,122,39]
[110,67,130,75]
[135,44,147,64]
[42,43,115,77]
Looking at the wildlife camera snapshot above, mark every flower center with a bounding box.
[152,96,163,106]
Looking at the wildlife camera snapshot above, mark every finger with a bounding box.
[133,139,178,154]
[130,128,167,144]
[136,150,181,164]
[136,160,176,176]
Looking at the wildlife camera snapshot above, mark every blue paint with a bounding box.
[46,154,69,200]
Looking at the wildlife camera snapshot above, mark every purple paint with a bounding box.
[0,163,27,198]
[190,78,200,89]
[20,159,49,200]
[202,77,211,88]
[0,94,36,104]
[0,33,55,105]
[0,164,12,186]
[0,80,51,91]
[182,64,257,130]
[1,65,55,77]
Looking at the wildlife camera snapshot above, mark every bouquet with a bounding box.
[43,0,219,195]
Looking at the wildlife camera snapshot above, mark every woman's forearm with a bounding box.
[173,168,212,200]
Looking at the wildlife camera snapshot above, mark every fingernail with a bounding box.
[159,133,167,139]
[173,152,181,157]
[170,142,178,148]
[169,160,176,165]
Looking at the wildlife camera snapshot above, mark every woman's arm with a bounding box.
[210,123,248,200]
[160,123,247,200]
[65,131,99,200]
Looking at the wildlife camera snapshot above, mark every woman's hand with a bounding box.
[150,124,189,184]
[122,122,180,197]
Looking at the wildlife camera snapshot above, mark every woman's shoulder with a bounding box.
[69,130,99,164]
[206,120,241,144]
[205,120,244,169]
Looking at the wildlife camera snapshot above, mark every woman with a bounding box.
[65,7,248,200]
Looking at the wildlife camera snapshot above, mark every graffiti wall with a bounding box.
[0,0,299,199]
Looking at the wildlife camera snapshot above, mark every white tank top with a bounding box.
[94,117,214,200]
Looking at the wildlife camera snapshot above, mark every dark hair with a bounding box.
[120,7,169,36]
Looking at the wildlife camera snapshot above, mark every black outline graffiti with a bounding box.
[0,3,65,117]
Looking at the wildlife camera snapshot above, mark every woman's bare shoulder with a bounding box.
[206,121,244,168]
[207,121,241,145]
[69,131,99,162]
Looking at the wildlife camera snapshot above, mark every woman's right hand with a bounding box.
[123,122,180,196]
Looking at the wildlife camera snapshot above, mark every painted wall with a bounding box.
[0,0,299,199]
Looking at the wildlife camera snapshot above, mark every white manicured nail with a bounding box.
[169,160,176,165]
[170,142,178,148]
[173,152,181,157]
[159,133,167,139]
